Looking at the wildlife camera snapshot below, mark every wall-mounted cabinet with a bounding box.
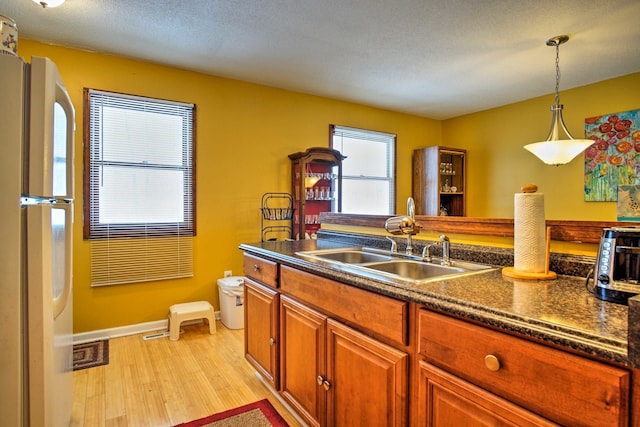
[289,147,345,239]
[413,146,466,216]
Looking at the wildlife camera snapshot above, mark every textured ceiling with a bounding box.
[3,0,640,119]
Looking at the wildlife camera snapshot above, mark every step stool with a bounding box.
[169,301,216,341]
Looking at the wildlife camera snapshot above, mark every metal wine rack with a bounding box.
[261,192,294,241]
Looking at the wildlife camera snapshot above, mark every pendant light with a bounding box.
[524,35,593,166]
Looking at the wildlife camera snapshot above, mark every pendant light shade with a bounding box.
[524,35,593,166]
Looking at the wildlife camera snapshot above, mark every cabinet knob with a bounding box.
[484,354,501,371]
[269,337,276,345]
[317,375,324,386]
[253,264,260,272]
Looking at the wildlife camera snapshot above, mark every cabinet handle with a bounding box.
[253,264,260,272]
[269,337,276,345]
[316,375,331,390]
[484,354,501,371]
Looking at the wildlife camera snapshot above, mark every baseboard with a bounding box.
[73,310,221,344]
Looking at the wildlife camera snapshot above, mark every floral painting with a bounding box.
[617,185,640,221]
[584,109,640,201]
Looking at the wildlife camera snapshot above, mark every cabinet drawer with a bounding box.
[418,309,629,427]
[280,265,408,346]
[243,253,278,288]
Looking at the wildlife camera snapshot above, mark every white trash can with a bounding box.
[217,276,245,329]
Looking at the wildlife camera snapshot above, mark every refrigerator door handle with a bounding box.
[53,201,72,319]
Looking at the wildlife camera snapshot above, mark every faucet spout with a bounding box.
[440,234,451,265]
[406,197,416,255]
[407,197,415,220]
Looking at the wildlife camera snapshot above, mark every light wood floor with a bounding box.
[71,321,303,426]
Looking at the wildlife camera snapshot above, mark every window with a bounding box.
[84,89,195,286]
[331,125,396,214]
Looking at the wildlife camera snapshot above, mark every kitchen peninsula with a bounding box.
[240,226,638,426]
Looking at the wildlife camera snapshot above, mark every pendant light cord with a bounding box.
[554,41,561,106]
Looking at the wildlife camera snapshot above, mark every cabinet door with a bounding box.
[417,361,558,427]
[280,296,327,427]
[244,278,279,389]
[418,309,630,426]
[326,319,408,426]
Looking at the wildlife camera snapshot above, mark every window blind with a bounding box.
[85,89,195,286]
[331,125,396,215]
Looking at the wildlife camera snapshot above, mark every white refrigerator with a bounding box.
[0,54,75,426]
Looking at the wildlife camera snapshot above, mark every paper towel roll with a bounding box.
[514,192,546,273]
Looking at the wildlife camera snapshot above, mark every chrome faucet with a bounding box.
[440,234,451,265]
[421,243,434,262]
[384,197,420,256]
[406,197,415,255]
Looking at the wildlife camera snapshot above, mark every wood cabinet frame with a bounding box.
[319,213,638,244]
[413,146,466,216]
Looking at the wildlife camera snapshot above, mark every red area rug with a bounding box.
[174,399,289,427]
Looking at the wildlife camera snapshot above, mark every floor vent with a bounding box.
[142,331,174,340]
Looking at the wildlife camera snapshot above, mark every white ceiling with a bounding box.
[4,0,640,119]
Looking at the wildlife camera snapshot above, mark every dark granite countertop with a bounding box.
[239,238,632,367]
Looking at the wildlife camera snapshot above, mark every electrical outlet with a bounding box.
[224,270,232,278]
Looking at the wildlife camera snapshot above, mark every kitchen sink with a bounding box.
[297,247,393,264]
[363,260,466,279]
[296,247,496,285]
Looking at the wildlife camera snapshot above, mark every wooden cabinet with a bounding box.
[242,248,637,425]
[243,253,280,389]
[413,146,466,216]
[243,253,278,287]
[280,295,327,426]
[279,267,409,426]
[244,278,279,389]
[418,361,558,426]
[326,318,408,426]
[289,147,345,239]
[417,309,630,427]
[279,265,409,347]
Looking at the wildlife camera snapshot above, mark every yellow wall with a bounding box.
[19,40,639,333]
[19,40,441,333]
[443,72,640,219]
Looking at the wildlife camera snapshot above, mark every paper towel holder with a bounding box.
[502,184,557,280]
[502,226,557,280]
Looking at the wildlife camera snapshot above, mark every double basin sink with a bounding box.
[296,246,496,286]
